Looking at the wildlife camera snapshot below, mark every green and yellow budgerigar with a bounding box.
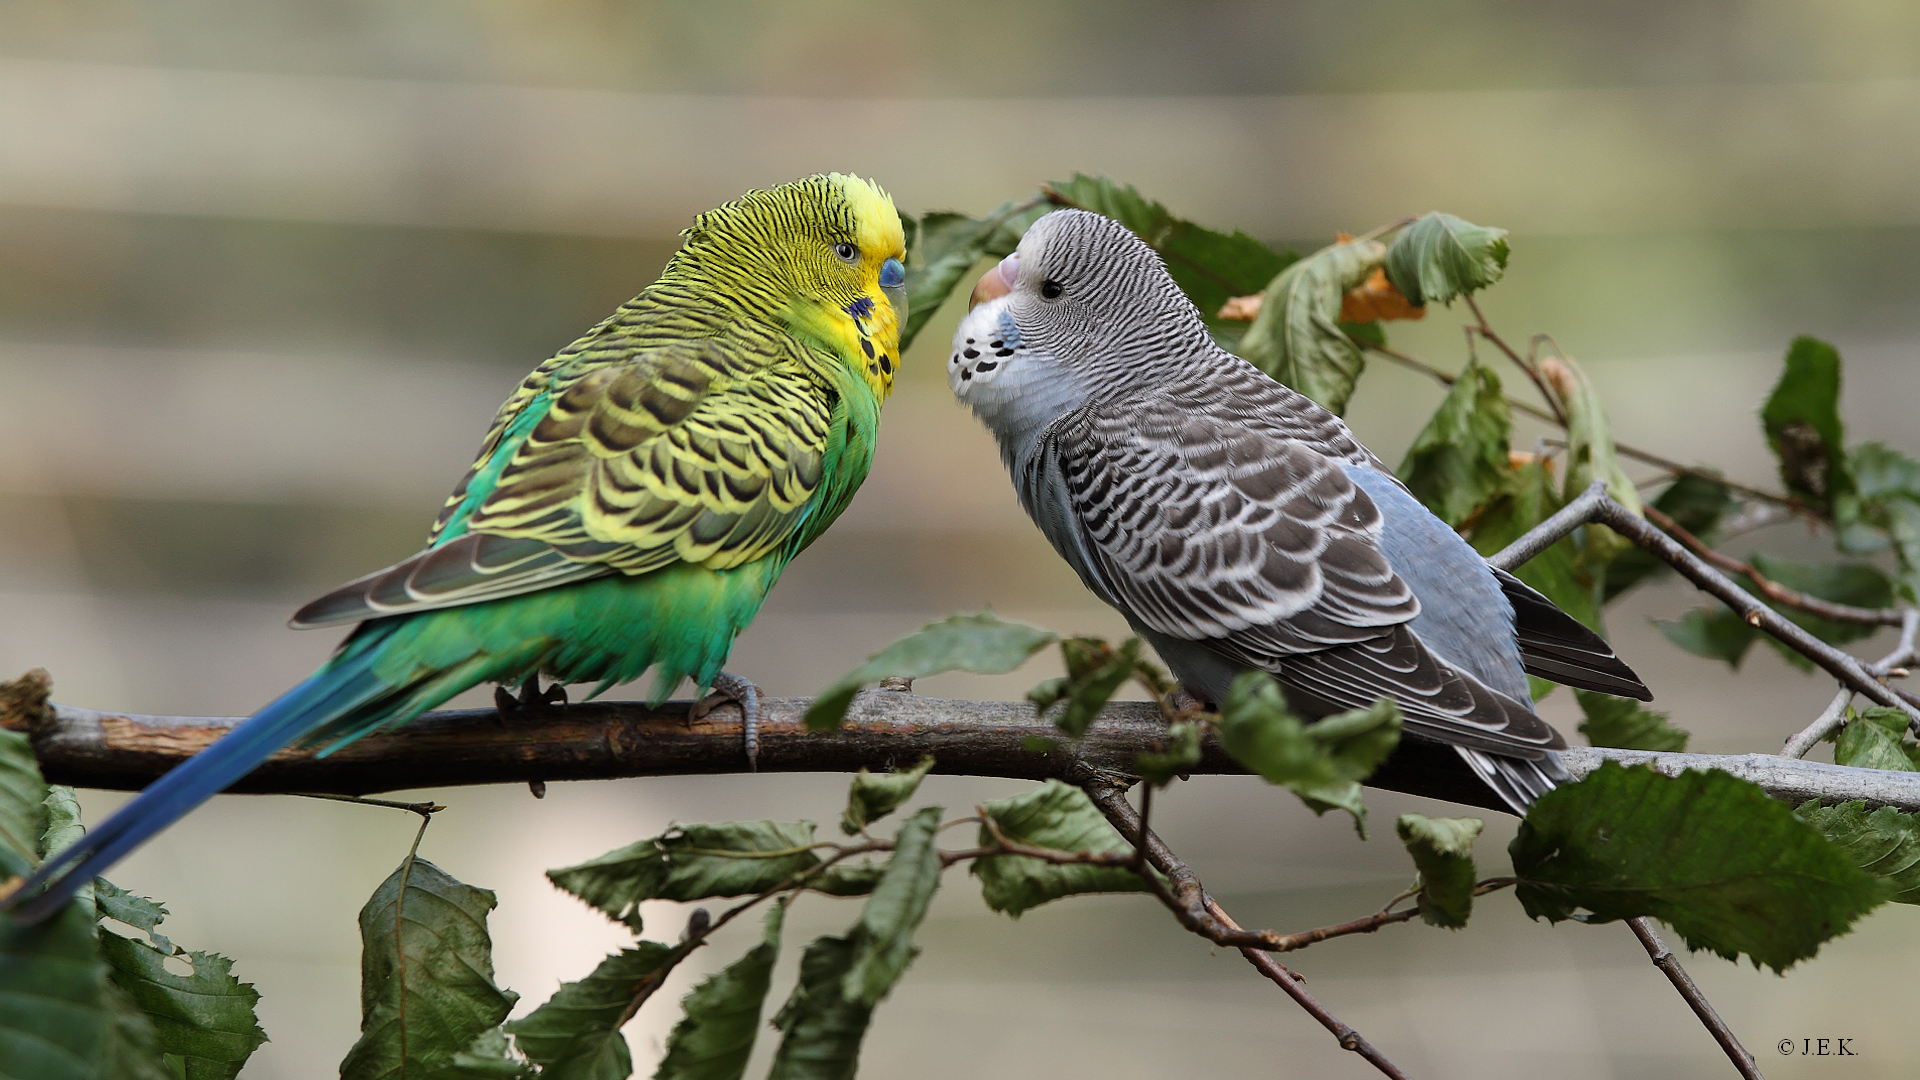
[4,173,908,923]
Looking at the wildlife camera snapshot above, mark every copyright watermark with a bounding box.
[1779,1038,1857,1056]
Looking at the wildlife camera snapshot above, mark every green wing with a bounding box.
[292,339,832,628]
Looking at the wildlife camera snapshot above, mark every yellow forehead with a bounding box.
[830,173,905,260]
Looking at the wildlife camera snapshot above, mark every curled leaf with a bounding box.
[973,782,1145,916]
[1396,814,1483,928]
[1339,266,1425,323]
[1382,212,1509,306]
[841,756,937,836]
[1237,236,1385,415]
[806,613,1059,732]
[1215,673,1401,835]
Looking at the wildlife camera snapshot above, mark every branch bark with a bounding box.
[9,671,1920,813]
[1488,483,1920,730]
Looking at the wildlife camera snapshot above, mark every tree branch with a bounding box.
[1488,484,1920,731]
[1083,784,1415,1080]
[9,671,1920,812]
[1628,917,1763,1080]
[1367,343,1804,511]
[1643,506,1908,627]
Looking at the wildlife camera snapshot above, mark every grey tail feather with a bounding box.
[1455,746,1568,814]
[1492,567,1653,701]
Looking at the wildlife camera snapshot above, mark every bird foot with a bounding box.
[692,672,762,771]
[494,675,569,720]
[1168,686,1214,716]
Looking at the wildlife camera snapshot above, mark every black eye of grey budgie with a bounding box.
[951,208,1651,814]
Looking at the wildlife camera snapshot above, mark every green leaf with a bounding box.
[1852,441,1920,501]
[507,942,683,1080]
[1574,689,1689,752]
[1237,236,1385,415]
[1658,555,1894,673]
[900,200,1048,350]
[1657,607,1757,668]
[1382,212,1509,307]
[1397,358,1514,527]
[440,1029,536,1080]
[1762,336,1852,512]
[842,807,944,1006]
[973,781,1145,916]
[1841,443,1920,597]
[1604,473,1735,601]
[840,757,935,836]
[1541,353,1643,519]
[550,822,823,931]
[655,906,783,1080]
[1215,672,1401,834]
[0,900,133,1080]
[1039,637,1142,739]
[99,977,175,1080]
[97,933,265,1080]
[1134,720,1203,787]
[91,883,265,1080]
[93,879,169,947]
[1833,708,1917,772]
[37,787,84,868]
[1396,814,1484,929]
[0,726,47,878]
[805,612,1059,732]
[766,936,871,1080]
[1511,761,1886,972]
[339,858,518,1080]
[0,740,171,1080]
[804,864,887,898]
[1468,459,1601,632]
[1043,174,1295,350]
[1796,800,1920,905]
[1749,554,1894,647]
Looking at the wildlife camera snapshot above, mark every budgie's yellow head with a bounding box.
[675,173,907,401]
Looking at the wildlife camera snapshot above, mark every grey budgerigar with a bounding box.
[948,209,1650,813]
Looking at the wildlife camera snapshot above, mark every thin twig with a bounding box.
[1782,689,1857,760]
[1489,483,1920,728]
[1466,295,1566,426]
[1645,506,1908,626]
[1781,611,1920,756]
[391,803,437,1070]
[1267,879,1517,953]
[295,793,446,815]
[1628,917,1765,1079]
[1083,783,1415,1080]
[1368,343,1802,510]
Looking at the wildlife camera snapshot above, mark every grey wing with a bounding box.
[1056,403,1416,652]
[289,532,616,628]
[1056,396,1564,761]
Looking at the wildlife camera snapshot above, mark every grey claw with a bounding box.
[696,672,762,771]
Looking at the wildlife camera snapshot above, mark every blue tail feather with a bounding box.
[2,641,394,924]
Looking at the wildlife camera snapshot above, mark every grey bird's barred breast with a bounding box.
[948,208,1584,813]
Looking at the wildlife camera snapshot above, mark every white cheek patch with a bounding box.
[948,302,1022,399]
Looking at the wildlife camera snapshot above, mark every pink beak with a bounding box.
[969,252,1019,308]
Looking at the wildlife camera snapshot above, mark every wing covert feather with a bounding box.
[1055,397,1416,652]
[294,338,834,627]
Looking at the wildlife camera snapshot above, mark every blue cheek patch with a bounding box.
[995,312,1023,350]
[879,257,905,289]
[847,295,875,322]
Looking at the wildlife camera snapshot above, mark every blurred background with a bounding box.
[4,2,1920,1077]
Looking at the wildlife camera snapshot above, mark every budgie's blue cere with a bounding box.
[950,209,1650,813]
